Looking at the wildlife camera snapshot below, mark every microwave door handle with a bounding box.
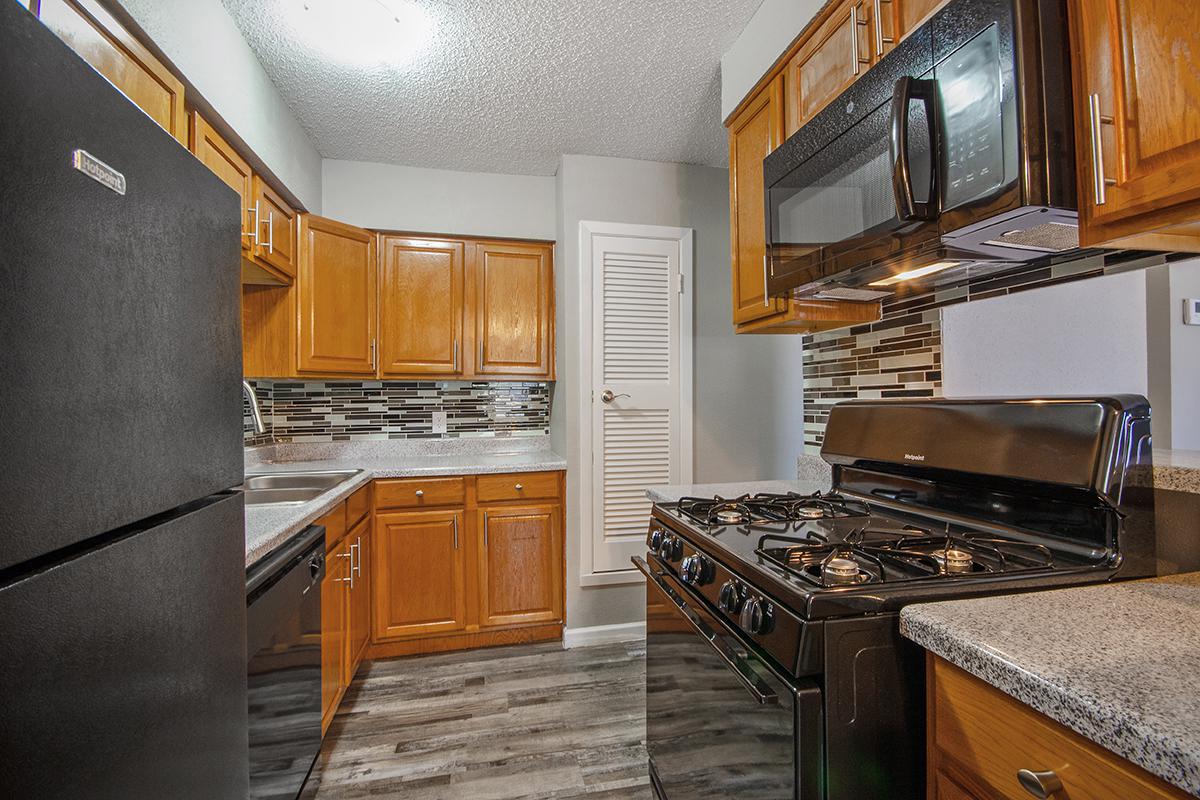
[890,76,939,221]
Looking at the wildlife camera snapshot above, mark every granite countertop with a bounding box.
[244,436,566,568]
[646,479,828,503]
[900,574,1200,797]
[1154,449,1200,494]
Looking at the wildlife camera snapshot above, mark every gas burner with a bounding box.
[795,507,829,520]
[821,556,865,585]
[714,508,748,525]
[934,548,974,574]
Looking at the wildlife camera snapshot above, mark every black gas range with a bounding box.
[637,397,1156,800]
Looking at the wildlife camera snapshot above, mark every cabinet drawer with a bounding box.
[318,503,347,554]
[346,483,371,526]
[375,477,465,509]
[931,657,1188,800]
[476,471,560,503]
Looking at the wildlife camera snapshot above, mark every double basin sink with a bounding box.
[240,470,362,506]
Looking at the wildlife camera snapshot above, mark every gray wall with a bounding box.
[116,0,323,212]
[555,154,804,631]
[322,159,557,239]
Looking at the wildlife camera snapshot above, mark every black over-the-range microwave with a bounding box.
[764,0,1079,300]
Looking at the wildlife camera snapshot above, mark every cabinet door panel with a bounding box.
[297,215,377,375]
[373,511,467,640]
[729,80,788,324]
[320,540,348,734]
[38,0,186,143]
[479,505,561,627]
[474,242,554,377]
[189,112,252,253]
[787,0,871,130]
[1073,0,1200,240]
[251,177,298,281]
[379,237,465,377]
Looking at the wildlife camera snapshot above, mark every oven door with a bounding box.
[635,556,823,800]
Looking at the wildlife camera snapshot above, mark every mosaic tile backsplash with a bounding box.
[243,381,551,444]
[802,252,1173,453]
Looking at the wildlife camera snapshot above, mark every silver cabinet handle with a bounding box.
[351,537,361,578]
[873,0,893,55]
[850,3,869,75]
[264,210,275,254]
[478,340,485,370]
[1017,769,1064,799]
[483,512,489,547]
[244,200,260,244]
[762,254,770,307]
[514,483,523,491]
[370,338,377,371]
[337,548,354,589]
[601,389,631,403]
[414,489,424,497]
[1088,93,1116,206]
[453,338,459,373]
[452,515,459,550]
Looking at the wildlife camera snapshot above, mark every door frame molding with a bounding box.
[577,220,694,586]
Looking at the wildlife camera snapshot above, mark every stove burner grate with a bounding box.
[674,490,870,528]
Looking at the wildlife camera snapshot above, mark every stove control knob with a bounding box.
[718,580,745,613]
[740,597,775,635]
[647,527,664,551]
[658,535,683,562]
[681,554,713,586]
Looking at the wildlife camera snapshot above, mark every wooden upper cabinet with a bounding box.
[250,176,298,282]
[189,112,253,254]
[730,78,788,325]
[891,0,945,49]
[474,241,555,378]
[478,504,562,628]
[1070,0,1200,248]
[372,510,467,640]
[37,0,186,144]
[785,0,872,134]
[379,237,465,377]
[297,215,377,376]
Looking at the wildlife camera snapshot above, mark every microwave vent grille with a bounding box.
[983,222,1079,253]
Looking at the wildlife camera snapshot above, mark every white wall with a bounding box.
[941,270,1150,398]
[1158,259,1200,450]
[322,159,557,240]
[116,0,323,212]
[720,0,825,119]
[555,154,804,631]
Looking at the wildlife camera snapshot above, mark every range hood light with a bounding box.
[868,260,961,287]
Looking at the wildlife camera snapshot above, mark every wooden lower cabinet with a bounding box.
[369,472,565,657]
[927,654,1189,800]
[372,509,468,640]
[478,504,562,627]
[320,534,350,734]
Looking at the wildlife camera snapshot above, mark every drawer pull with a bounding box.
[414,489,424,497]
[515,483,523,491]
[1017,769,1064,799]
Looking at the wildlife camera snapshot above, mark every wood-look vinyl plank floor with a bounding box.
[308,640,653,800]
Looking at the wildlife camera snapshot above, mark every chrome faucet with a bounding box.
[242,379,266,435]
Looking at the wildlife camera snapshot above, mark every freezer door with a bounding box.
[0,2,243,573]
[0,493,248,800]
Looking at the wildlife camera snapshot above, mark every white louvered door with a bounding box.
[590,232,690,573]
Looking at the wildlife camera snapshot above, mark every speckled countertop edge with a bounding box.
[244,447,566,568]
[646,479,829,503]
[900,575,1200,797]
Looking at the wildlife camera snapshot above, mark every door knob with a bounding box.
[601,389,631,403]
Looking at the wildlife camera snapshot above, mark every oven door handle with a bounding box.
[889,75,939,221]
[632,556,780,706]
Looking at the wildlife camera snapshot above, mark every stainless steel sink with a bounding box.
[241,470,361,506]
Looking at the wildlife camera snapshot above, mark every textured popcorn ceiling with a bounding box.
[220,0,763,175]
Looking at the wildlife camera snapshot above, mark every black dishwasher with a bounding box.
[246,524,326,800]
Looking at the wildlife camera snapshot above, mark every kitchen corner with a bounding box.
[243,435,565,567]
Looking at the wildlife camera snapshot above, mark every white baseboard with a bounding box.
[562,621,646,649]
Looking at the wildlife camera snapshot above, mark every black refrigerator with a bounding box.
[0,4,249,798]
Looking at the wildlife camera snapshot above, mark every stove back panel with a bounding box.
[820,396,1151,501]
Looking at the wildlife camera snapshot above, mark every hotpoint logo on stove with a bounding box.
[903,453,926,462]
